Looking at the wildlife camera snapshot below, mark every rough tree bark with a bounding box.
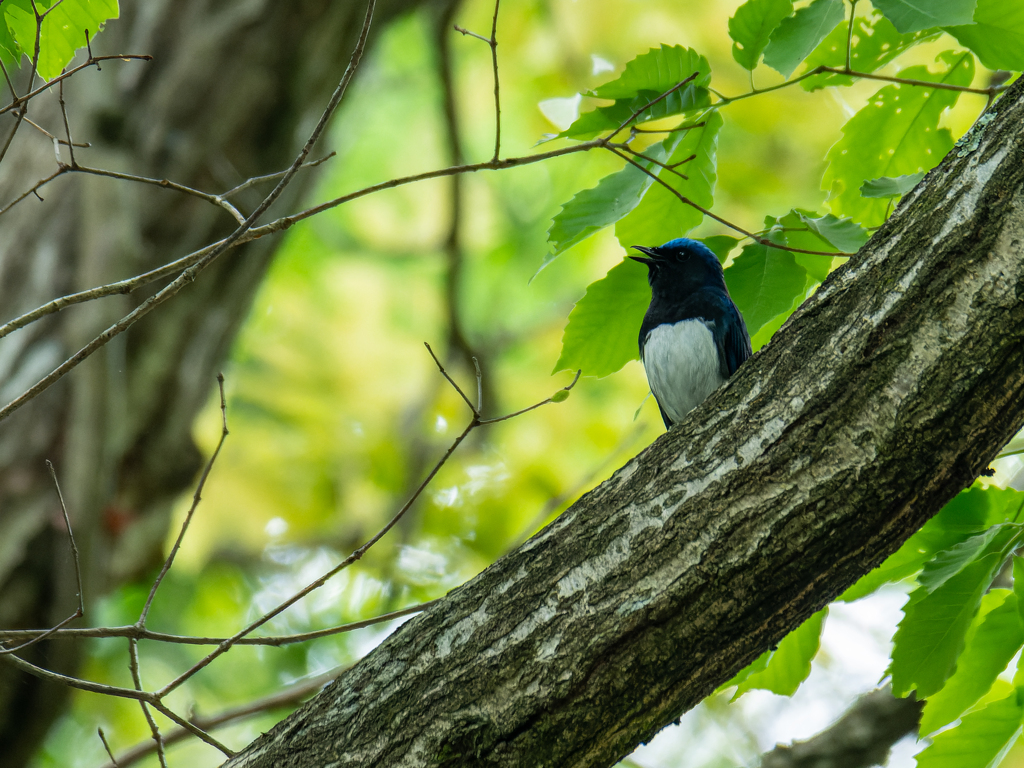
[0,0,427,764]
[222,79,1024,767]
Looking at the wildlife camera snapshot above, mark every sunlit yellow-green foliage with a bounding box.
[36,0,1001,765]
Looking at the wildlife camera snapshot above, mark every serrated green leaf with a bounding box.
[717,648,771,694]
[547,143,670,259]
[559,86,712,140]
[890,553,1000,698]
[615,111,724,249]
[1015,557,1024,634]
[40,0,119,79]
[552,260,650,377]
[872,0,977,33]
[702,235,741,264]
[801,10,941,91]
[917,524,1021,594]
[728,0,794,71]
[841,485,1024,602]
[762,0,846,78]
[0,4,23,66]
[732,609,827,698]
[860,172,926,198]
[797,212,869,254]
[823,51,975,227]
[590,45,711,99]
[3,0,119,79]
[919,590,1024,736]
[723,234,807,338]
[945,0,1024,72]
[915,688,1024,768]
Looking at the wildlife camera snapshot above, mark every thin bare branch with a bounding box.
[0,54,153,116]
[0,461,83,655]
[128,639,167,768]
[138,375,228,624]
[105,669,345,768]
[0,650,157,702]
[479,369,581,424]
[609,72,700,140]
[0,599,439,646]
[220,152,336,199]
[150,700,235,758]
[425,342,477,415]
[98,728,119,767]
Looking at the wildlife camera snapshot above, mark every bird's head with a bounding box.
[629,238,725,293]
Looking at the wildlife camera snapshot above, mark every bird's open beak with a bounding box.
[629,245,657,265]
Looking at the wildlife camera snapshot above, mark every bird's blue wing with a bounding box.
[713,301,752,378]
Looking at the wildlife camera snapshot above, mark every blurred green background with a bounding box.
[32,0,995,765]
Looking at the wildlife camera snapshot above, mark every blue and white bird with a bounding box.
[630,238,752,428]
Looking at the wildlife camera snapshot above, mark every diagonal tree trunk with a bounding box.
[0,0,426,763]
[221,77,1024,767]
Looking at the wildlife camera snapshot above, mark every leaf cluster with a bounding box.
[546,0,1020,381]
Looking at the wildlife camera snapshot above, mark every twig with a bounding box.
[127,639,167,768]
[138,375,228,624]
[19,115,90,147]
[609,72,700,141]
[425,342,477,414]
[150,700,235,758]
[606,146,845,256]
[0,54,153,116]
[57,74,75,166]
[454,0,502,160]
[219,152,337,199]
[845,0,858,73]
[104,668,345,768]
[98,728,119,767]
[0,599,439,646]
[479,369,580,424]
[488,0,501,160]
[1,650,158,702]
[0,163,246,222]
[0,461,84,655]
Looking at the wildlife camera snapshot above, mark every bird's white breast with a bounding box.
[642,319,726,423]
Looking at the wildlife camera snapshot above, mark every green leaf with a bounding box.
[919,590,1024,736]
[890,553,1001,698]
[762,0,846,78]
[615,111,724,249]
[872,0,977,33]
[3,0,119,79]
[732,609,827,698]
[945,0,1024,72]
[823,51,975,227]
[915,688,1024,768]
[547,142,670,259]
[841,485,1024,602]
[801,11,940,91]
[1015,556,1024,635]
[917,524,1022,594]
[797,212,869,254]
[559,85,712,140]
[860,172,926,199]
[723,232,808,338]
[702,235,741,264]
[728,0,794,71]
[552,260,650,377]
[589,45,712,98]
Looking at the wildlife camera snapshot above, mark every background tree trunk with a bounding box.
[0,0,427,763]
[221,78,1024,768]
